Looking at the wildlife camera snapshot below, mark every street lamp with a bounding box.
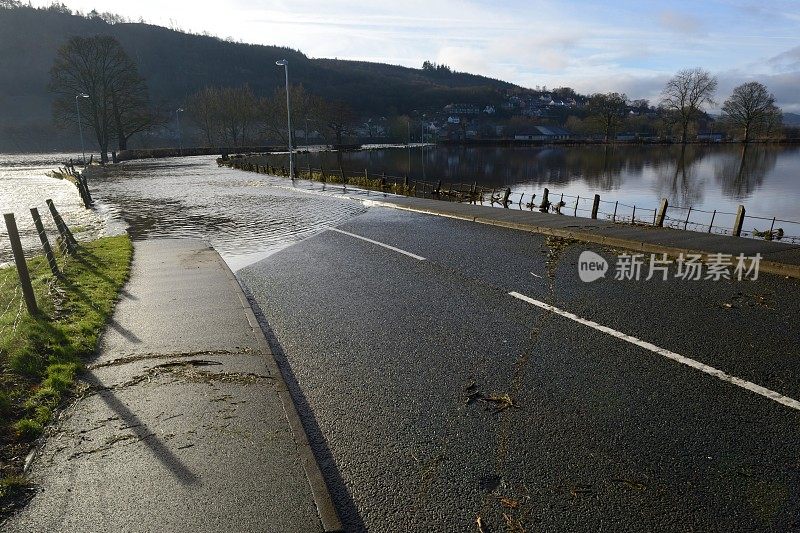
[75,93,89,165]
[176,108,184,156]
[276,59,294,180]
[421,114,426,179]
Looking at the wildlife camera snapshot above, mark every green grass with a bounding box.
[0,235,132,507]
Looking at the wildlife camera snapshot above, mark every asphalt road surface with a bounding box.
[238,206,800,532]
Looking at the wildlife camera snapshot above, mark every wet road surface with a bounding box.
[239,207,800,532]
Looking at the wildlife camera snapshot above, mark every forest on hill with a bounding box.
[0,2,517,151]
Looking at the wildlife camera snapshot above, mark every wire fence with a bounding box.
[1,200,77,324]
[219,155,800,245]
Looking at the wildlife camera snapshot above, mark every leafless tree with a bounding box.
[187,87,222,146]
[659,68,718,144]
[261,84,321,145]
[587,92,628,142]
[216,85,258,147]
[186,85,258,147]
[721,81,782,143]
[49,35,155,162]
[318,99,356,145]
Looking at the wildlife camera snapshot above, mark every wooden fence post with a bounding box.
[539,188,549,212]
[502,187,511,208]
[30,208,60,278]
[591,194,600,219]
[3,213,38,315]
[655,198,668,227]
[46,199,76,254]
[733,205,745,237]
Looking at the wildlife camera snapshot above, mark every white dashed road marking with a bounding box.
[509,291,800,412]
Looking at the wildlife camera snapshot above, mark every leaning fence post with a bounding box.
[46,199,76,254]
[612,201,618,222]
[708,210,716,233]
[591,195,600,219]
[655,198,668,227]
[539,188,549,212]
[30,208,60,278]
[3,213,38,315]
[631,205,636,224]
[732,205,745,237]
[574,195,579,216]
[502,187,511,208]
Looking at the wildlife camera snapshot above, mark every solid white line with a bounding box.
[508,291,800,412]
[530,272,543,279]
[328,228,426,261]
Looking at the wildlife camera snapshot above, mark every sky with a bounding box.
[34,0,800,112]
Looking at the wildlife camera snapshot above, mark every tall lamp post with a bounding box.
[75,93,89,165]
[276,59,294,180]
[176,107,184,156]
[407,117,411,174]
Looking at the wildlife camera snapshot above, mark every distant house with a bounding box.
[697,132,724,142]
[616,132,636,141]
[514,126,572,141]
[483,105,496,114]
[447,116,460,124]
[443,103,480,115]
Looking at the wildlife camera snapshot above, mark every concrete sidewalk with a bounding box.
[4,239,340,533]
[364,196,800,278]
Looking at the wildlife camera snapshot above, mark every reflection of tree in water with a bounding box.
[714,145,777,200]
[654,145,708,207]
[267,145,764,203]
[296,145,686,189]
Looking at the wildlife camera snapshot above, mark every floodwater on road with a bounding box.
[86,156,369,270]
[0,152,116,266]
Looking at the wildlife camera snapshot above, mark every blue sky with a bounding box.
[38,0,800,111]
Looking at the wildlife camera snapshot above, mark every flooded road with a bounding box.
[0,153,114,266]
[87,156,369,270]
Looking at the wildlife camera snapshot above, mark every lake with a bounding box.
[2,144,800,267]
[271,144,800,236]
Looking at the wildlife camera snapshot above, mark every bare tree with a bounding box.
[217,85,258,147]
[49,35,155,161]
[261,84,321,145]
[721,81,782,143]
[110,65,158,151]
[659,68,718,144]
[187,87,222,146]
[587,92,628,142]
[318,99,356,146]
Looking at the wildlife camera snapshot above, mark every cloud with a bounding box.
[658,10,704,35]
[768,45,800,72]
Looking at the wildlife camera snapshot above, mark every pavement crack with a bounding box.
[88,349,258,369]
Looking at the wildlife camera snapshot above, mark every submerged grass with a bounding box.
[0,235,132,514]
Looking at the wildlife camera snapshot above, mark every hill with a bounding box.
[783,113,800,127]
[0,4,519,151]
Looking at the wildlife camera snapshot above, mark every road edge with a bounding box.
[363,199,800,280]
[214,249,344,533]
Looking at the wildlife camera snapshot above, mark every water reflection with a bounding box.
[653,146,707,207]
[267,144,800,220]
[714,145,777,200]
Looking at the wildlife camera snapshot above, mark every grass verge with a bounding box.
[0,234,132,515]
